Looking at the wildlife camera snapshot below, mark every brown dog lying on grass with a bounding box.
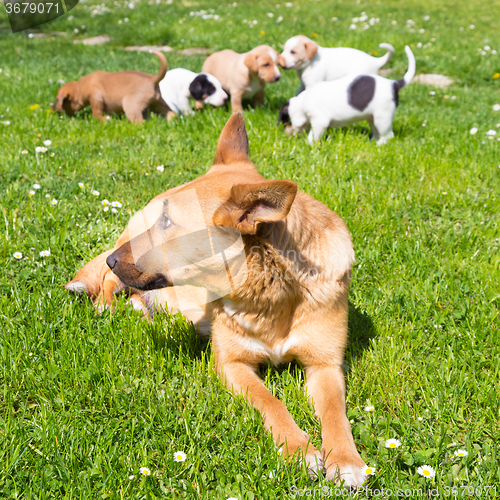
[66,114,368,487]
[53,51,171,122]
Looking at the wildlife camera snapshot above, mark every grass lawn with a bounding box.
[1,0,499,497]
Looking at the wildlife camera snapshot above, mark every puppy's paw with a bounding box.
[326,458,368,488]
[305,450,324,479]
[65,280,87,295]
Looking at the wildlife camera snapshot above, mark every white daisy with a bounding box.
[101,199,109,206]
[362,465,376,475]
[486,130,497,136]
[423,15,430,21]
[493,104,500,111]
[51,199,58,205]
[22,150,28,154]
[454,449,468,457]
[429,91,436,96]
[470,127,478,135]
[33,183,41,189]
[417,465,436,478]
[111,208,118,213]
[174,451,187,462]
[40,147,48,153]
[78,182,84,188]
[364,406,375,412]
[103,207,109,212]
[92,190,100,196]
[156,165,165,172]
[13,252,23,259]
[268,470,275,478]
[29,190,35,196]
[111,201,122,208]
[418,416,423,421]
[349,24,357,30]
[39,249,51,257]
[35,146,43,153]
[44,140,52,146]
[1,120,10,125]
[385,438,402,449]
[139,467,151,476]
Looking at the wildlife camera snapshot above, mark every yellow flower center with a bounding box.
[366,468,373,474]
[458,452,464,456]
[423,470,430,475]
[390,443,396,447]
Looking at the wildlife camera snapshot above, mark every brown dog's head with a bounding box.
[244,45,284,83]
[106,114,297,292]
[53,81,83,115]
[280,35,319,70]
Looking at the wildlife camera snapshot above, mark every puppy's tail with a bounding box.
[398,45,416,88]
[150,50,168,85]
[377,43,395,69]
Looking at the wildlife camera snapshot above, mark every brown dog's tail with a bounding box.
[150,50,168,85]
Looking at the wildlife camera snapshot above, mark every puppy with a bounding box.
[280,35,395,93]
[53,51,171,122]
[278,45,415,144]
[202,45,284,112]
[66,114,369,488]
[159,68,228,118]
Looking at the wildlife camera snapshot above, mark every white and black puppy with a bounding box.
[280,35,395,93]
[278,46,415,145]
[159,68,227,117]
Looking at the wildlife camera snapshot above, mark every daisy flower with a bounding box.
[103,207,109,212]
[417,465,436,478]
[277,447,283,456]
[13,252,23,259]
[156,165,165,172]
[486,129,497,136]
[101,199,110,206]
[174,451,187,462]
[418,416,423,421]
[470,127,478,135]
[364,406,375,412]
[51,199,58,205]
[22,150,28,154]
[33,183,41,189]
[268,470,275,478]
[454,449,468,457]
[44,140,52,146]
[111,201,122,208]
[139,467,151,476]
[349,24,357,30]
[35,146,43,153]
[385,438,402,449]
[493,104,500,111]
[78,182,84,188]
[111,208,118,214]
[29,190,35,196]
[362,465,376,475]
[92,190,100,196]
[39,249,51,257]
[1,120,10,125]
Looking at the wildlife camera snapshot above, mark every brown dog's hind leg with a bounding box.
[90,95,106,121]
[123,97,145,123]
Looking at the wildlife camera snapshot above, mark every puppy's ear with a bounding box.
[304,40,318,60]
[213,113,249,165]
[278,54,287,67]
[189,75,205,100]
[244,51,260,73]
[213,179,298,234]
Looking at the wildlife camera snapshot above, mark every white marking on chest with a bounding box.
[223,299,296,364]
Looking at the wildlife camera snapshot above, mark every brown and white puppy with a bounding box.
[53,51,171,122]
[66,114,368,488]
[280,35,395,94]
[202,45,285,112]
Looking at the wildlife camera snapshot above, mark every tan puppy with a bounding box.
[66,114,368,488]
[202,45,285,112]
[53,51,171,122]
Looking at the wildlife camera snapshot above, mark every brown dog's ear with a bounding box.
[278,54,287,67]
[213,113,249,165]
[244,51,260,73]
[304,40,318,60]
[213,179,298,234]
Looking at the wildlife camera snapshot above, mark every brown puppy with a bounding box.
[53,51,171,122]
[202,45,285,112]
[66,114,368,488]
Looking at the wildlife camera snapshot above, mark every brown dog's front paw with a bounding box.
[305,450,324,479]
[325,457,367,488]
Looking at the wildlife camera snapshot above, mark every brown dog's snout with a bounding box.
[274,74,281,82]
[106,253,118,270]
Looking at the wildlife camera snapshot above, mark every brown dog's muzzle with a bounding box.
[106,240,171,291]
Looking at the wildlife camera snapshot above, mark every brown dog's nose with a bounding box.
[274,75,281,82]
[106,253,118,269]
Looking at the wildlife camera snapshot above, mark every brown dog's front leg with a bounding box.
[218,359,321,470]
[252,88,265,108]
[230,90,244,113]
[90,96,105,121]
[305,365,367,487]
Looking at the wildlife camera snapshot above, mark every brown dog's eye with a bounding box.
[291,50,296,55]
[160,214,172,229]
[263,63,270,67]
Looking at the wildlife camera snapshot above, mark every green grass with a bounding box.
[1,0,500,498]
